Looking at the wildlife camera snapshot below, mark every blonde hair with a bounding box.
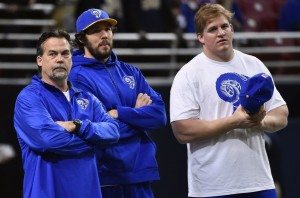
[194,3,233,34]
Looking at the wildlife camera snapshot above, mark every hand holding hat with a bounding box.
[240,73,274,115]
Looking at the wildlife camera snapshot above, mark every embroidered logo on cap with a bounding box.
[91,9,102,18]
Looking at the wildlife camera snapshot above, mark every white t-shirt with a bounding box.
[170,50,286,197]
[62,90,70,102]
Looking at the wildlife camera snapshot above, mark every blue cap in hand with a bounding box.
[240,73,274,114]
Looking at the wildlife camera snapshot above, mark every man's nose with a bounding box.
[217,27,225,36]
[56,54,64,62]
[99,30,109,38]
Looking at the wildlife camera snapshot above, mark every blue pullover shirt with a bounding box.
[69,50,167,185]
[14,76,120,198]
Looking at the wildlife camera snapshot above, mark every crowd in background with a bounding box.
[1,0,299,51]
[1,0,300,34]
[52,0,300,33]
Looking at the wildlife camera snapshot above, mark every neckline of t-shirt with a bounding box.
[62,90,70,102]
[201,50,237,66]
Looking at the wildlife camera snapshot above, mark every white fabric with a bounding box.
[62,90,70,102]
[170,50,286,197]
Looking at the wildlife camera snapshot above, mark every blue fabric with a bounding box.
[198,189,277,198]
[278,0,300,31]
[14,76,120,198]
[180,3,197,33]
[101,182,154,198]
[240,73,274,114]
[69,50,167,185]
[76,8,117,32]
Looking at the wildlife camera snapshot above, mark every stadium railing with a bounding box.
[0,32,299,86]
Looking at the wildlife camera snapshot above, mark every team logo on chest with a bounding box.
[123,76,135,89]
[76,98,89,110]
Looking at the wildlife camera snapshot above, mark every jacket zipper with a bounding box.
[104,65,122,105]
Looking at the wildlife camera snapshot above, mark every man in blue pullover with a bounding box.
[14,29,120,198]
[69,8,167,198]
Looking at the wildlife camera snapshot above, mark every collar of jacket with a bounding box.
[72,49,118,68]
[32,75,82,96]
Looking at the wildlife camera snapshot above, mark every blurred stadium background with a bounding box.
[0,1,300,197]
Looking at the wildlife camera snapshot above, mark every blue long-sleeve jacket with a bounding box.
[69,50,167,185]
[14,76,119,198]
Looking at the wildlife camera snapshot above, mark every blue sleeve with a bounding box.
[278,2,297,31]
[14,91,93,155]
[117,68,167,131]
[70,72,137,138]
[76,95,120,145]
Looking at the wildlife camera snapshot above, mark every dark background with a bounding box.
[1,84,299,198]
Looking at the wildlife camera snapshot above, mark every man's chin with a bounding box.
[52,73,68,81]
[94,52,110,61]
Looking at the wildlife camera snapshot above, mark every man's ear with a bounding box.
[230,23,234,33]
[197,33,205,45]
[36,56,42,67]
[75,34,85,44]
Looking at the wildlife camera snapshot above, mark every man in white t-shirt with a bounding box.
[170,3,289,198]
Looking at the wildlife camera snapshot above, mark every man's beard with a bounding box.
[86,40,113,61]
[50,66,68,81]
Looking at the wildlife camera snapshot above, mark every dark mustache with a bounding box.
[53,65,67,70]
[100,40,110,46]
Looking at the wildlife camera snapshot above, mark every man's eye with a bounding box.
[93,29,100,33]
[62,52,71,57]
[222,24,230,29]
[208,27,217,32]
[105,27,112,31]
[87,29,96,34]
[85,29,98,34]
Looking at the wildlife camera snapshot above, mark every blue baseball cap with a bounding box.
[240,73,274,114]
[76,9,117,33]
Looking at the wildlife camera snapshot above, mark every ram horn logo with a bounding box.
[216,72,248,112]
[76,98,89,110]
[123,76,135,89]
[91,9,101,18]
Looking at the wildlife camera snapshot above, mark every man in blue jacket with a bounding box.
[14,29,120,198]
[69,8,167,198]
